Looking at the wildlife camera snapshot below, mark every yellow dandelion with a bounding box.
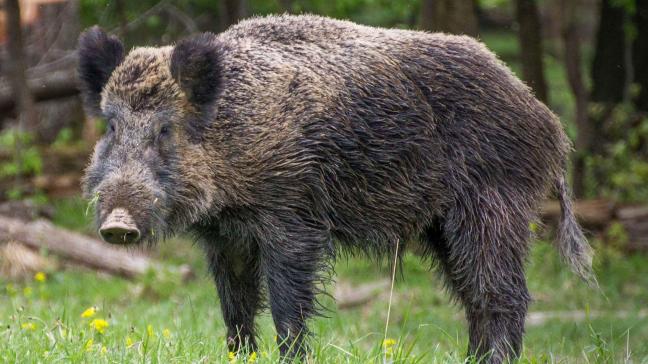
[21,322,37,331]
[126,336,134,348]
[383,338,396,348]
[162,328,171,339]
[383,338,396,357]
[34,272,46,283]
[146,324,154,337]
[89,318,109,334]
[101,345,107,355]
[23,286,33,297]
[84,338,94,352]
[81,306,97,318]
[248,351,258,363]
[228,351,237,362]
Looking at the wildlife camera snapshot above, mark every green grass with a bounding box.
[2,205,648,363]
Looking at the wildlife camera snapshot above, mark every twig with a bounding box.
[383,238,399,363]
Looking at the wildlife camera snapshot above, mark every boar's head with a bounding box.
[78,27,228,245]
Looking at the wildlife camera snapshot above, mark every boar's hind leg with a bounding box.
[260,220,330,359]
[204,242,262,353]
[425,190,532,364]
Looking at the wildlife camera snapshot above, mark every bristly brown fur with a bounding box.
[78,15,594,364]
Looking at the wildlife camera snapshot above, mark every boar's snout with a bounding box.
[99,208,141,244]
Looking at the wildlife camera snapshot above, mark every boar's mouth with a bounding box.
[89,175,169,246]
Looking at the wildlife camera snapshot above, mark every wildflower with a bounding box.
[383,338,397,356]
[383,338,396,348]
[84,338,94,352]
[23,286,33,297]
[81,306,97,318]
[147,324,154,337]
[101,345,107,355]
[34,272,46,283]
[228,351,237,362]
[162,328,171,339]
[89,318,109,334]
[21,322,37,331]
[248,351,258,363]
[126,336,134,348]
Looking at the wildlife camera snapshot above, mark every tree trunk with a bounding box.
[562,0,591,198]
[633,0,648,111]
[515,0,549,103]
[419,0,478,36]
[591,0,628,103]
[219,0,248,31]
[4,0,39,132]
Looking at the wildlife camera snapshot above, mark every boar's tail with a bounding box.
[554,176,597,286]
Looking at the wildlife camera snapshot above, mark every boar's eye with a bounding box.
[107,120,116,133]
[159,125,171,137]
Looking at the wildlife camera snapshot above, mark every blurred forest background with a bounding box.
[1,0,648,362]
[2,0,648,201]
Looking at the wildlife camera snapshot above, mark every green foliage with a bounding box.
[51,196,95,234]
[611,0,637,15]
[586,104,648,202]
[53,127,75,147]
[478,0,510,11]
[0,130,42,178]
[0,129,44,200]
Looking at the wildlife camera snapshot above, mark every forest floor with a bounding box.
[1,196,647,363]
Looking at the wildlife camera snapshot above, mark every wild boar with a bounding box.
[78,15,594,363]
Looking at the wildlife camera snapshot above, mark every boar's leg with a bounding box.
[425,189,532,364]
[203,241,262,353]
[259,219,331,359]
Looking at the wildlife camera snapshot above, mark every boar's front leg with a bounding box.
[203,241,262,353]
[259,217,330,359]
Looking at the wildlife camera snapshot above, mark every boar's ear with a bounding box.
[170,33,224,107]
[77,26,124,116]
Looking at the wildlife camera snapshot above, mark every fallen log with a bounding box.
[540,199,615,228]
[0,240,57,280]
[335,279,391,309]
[0,68,79,116]
[540,199,648,252]
[526,309,648,326]
[32,172,81,197]
[616,205,648,252]
[0,215,152,278]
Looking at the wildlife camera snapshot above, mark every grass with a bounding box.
[1,197,648,362]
